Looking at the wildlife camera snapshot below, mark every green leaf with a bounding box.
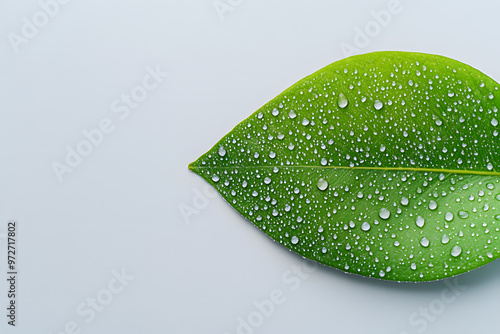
[189,51,500,282]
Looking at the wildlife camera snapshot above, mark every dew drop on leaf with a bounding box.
[338,93,348,108]
[451,245,462,257]
[379,208,391,220]
[445,212,454,221]
[420,237,430,247]
[416,216,425,228]
[374,100,384,110]
[317,178,329,191]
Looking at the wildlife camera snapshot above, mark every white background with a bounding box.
[1,0,500,333]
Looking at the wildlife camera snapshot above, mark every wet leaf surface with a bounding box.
[190,52,500,282]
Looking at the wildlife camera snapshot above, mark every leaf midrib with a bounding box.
[189,164,500,176]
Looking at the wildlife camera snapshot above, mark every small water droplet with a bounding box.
[321,158,328,166]
[487,163,494,171]
[492,118,498,126]
[374,100,384,110]
[411,263,417,270]
[429,200,437,210]
[487,252,493,259]
[451,245,462,257]
[379,270,386,277]
[458,211,469,219]
[264,177,272,184]
[361,222,371,231]
[322,247,327,254]
[212,175,220,182]
[416,216,425,228]
[420,237,430,247]
[289,110,297,119]
[448,90,455,97]
[291,236,299,244]
[380,144,386,152]
[338,93,348,108]
[379,208,391,220]
[317,178,329,191]
[401,197,409,206]
[302,118,310,126]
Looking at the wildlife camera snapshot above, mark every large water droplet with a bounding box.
[380,144,386,152]
[451,245,462,257]
[416,216,425,228]
[317,178,329,191]
[401,197,409,206]
[218,146,227,157]
[374,100,384,110]
[492,118,498,126]
[442,234,450,244]
[291,236,299,244]
[458,211,469,219]
[272,108,279,116]
[338,93,348,108]
[302,118,310,126]
[429,200,437,210]
[379,208,391,220]
[289,110,297,119]
[212,175,220,182]
[361,222,371,231]
[487,163,494,171]
[445,212,454,221]
[420,237,430,247]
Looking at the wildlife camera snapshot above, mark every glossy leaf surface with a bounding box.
[189,52,500,282]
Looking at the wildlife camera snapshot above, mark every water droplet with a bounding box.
[416,216,425,228]
[487,252,493,259]
[492,118,498,126]
[218,146,226,157]
[374,100,384,110]
[338,93,348,108]
[448,90,455,97]
[302,118,310,126]
[316,178,329,191]
[322,247,327,254]
[458,211,469,219]
[321,158,328,166]
[380,144,386,152]
[379,270,386,277]
[442,234,450,244]
[401,197,409,206]
[445,212,454,221]
[212,175,220,182]
[289,110,297,119]
[361,222,371,231]
[269,151,276,159]
[451,245,462,257]
[379,208,391,220]
[487,163,494,171]
[420,237,430,247]
[429,200,437,210]
[264,177,272,184]
[291,236,299,244]
[272,108,279,116]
